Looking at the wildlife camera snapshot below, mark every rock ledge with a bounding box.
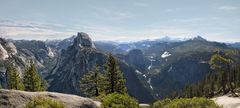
[0,89,100,108]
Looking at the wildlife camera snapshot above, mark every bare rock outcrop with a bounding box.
[0,38,17,60]
[0,44,9,60]
[212,95,240,108]
[74,32,96,49]
[0,89,100,108]
[4,42,17,55]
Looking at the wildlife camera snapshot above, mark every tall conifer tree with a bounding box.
[80,65,103,97]
[6,63,24,90]
[23,60,46,91]
[103,53,127,94]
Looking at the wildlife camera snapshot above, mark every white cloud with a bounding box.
[80,25,198,42]
[218,6,238,11]
[0,19,73,40]
[1,19,239,43]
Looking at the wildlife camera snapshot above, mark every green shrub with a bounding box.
[152,98,171,108]
[26,96,65,108]
[152,97,221,108]
[96,94,107,102]
[102,93,139,108]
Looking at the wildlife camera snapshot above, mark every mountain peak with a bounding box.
[73,32,96,49]
[191,36,207,41]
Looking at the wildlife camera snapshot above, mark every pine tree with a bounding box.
[40,80,48,91]
[23,60,46,91]
[210,74,215,97]
[236,67,240,87]
[6,63,24,90]
[103,53,127,94]
[232,68,237,89]
[80,65,103,97]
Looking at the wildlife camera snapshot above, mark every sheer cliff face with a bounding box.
[48,32,104,94]
[47,32,154,103]
[73,32,96,49]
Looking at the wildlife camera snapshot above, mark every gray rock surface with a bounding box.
[213,95,240,108]
[4,42,17,55]
[0,44,9,60]
[74,32,96,49]
[0,89,100,108]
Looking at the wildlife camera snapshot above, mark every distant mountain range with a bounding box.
[0,32,239,103]
[228,42,240,48]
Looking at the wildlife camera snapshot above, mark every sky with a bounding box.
[0,0,239,42]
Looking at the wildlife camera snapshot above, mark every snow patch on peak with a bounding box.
[147,78,151,84]
[148,56,154,70]
[148,65,152,70]
[143,74,147,78]
[161,51,171,58]
[135,70,143,75]
[168,66,173,72]
[150,85,153,89]
[147,78,153,90]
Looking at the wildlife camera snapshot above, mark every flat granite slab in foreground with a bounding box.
[213,95,240,108]
[0,89,100,108]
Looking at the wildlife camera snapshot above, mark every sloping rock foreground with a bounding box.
[213,95,240,108]
[0,89,100,108]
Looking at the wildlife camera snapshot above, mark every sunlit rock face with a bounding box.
[74,32,96,49]
[0,38,17,60]
[47,47,55,58]
[0,44,9,60]
[5,42,17,55]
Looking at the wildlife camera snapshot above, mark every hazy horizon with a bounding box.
[0,0,239,42]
